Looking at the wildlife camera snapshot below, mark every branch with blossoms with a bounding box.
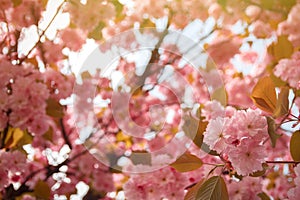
[2,125,107,200]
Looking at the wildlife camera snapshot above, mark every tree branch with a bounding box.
[59,118,72,149]
[0,123,9,149]
[266,161,300,164]
[19,0,66,65]
[133,28,169,89]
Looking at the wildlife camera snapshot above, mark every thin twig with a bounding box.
[203,162,224,167]
[276,95,297,130]
[19,0,66,64]
[59,118,73,149]
[0,123,9,149]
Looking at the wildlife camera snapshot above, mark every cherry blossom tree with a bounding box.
[0,0,300,199]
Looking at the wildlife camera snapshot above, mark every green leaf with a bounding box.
[290,131,300,161]
[250,163,268,177]
[196,176,229,200]
[296,89,300,97]
[42,128,53,141]
[258,192,271,200]
[12,0,22,7]
[83,189,105,200]
[273,87,290,118]
[217,0,227,8]
[170,152,203,172]
[88,21,105,40]
[193,122,207,149]
[112,0,124,21]
[12,130,33,154]
[251,76,277,113]
[41,0,48,8]
[279,0,296,9]
[129,150,151,165]
[140,19,156,29]
[269,72,287,87]
[184,180,204,200]
[80,71,93,80]
[46,98,64,118]
[260,0,273,9]
[34,181,51,200]
[267,35,293,61]
[266,117,281,148]
[4,127,24,149]
[201,143,219,156]
[211,86,227,106]
[182,113,208,149]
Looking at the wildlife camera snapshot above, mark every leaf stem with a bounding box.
[203,163,224,167]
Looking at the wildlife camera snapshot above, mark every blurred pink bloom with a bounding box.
[288,166,300,200]
[252,20,273,38]
[9,0,41,28]
[59,28,85,51]
[226,76,255,108]
[41,41,64,64]
[274,52,300,89]
[228,177,262,200]
[202,100,225,121]
[207,37,241,66]
[123,167,188,200]
[240,51,258,63]
[278,4,300,47]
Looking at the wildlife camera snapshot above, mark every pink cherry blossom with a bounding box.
[0,168,9,191]
[227,108,268,140]
[203,117,228,153]
[9,0,42,28]
[227,138,266,176]
[202,100,225,121]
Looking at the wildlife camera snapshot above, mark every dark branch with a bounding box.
[59,118,72,149]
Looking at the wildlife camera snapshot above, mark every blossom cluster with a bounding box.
[274,51,300,89]
[0,57,73,136]
[123,167,188,200]
[203,101,268,176]
[0,57,50,135]
[0,151,28,190]
[288,165,300,200]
